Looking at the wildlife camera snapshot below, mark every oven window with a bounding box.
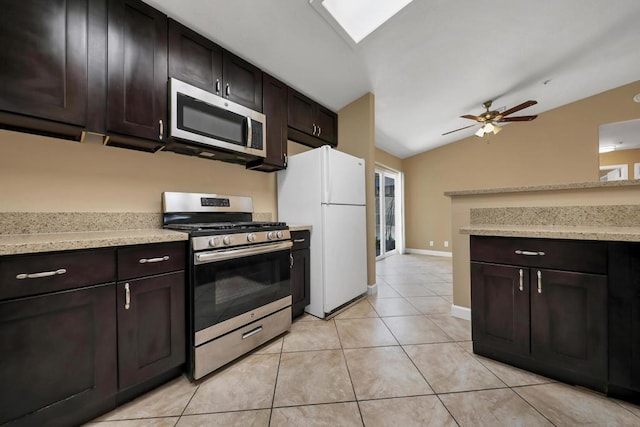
[193,249,290,332]
[178,94,246,147]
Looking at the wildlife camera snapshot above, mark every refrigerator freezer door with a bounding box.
[322,204,368,313]
[322,147,366,206]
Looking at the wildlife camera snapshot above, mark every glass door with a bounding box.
[375,169,399,259]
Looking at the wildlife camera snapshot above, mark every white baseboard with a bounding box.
[451,304,471,321]
[367,283,377,295]
[405,248,452,258]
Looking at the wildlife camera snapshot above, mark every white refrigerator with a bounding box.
[277,145,368,318]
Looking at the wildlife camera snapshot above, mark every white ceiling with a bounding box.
[146,0,640,159]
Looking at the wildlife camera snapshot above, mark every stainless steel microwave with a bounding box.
[169,78,266,159]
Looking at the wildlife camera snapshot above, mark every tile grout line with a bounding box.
[266,337,284,426]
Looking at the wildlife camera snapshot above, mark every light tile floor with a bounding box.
[88,254,640,426]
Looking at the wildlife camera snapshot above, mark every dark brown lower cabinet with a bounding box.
[290,230,310,318]
[470,236,608,392]
[117,271,185,390]
[0,284,117,427]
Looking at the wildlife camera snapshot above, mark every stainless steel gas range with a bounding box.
[162,192,292,380]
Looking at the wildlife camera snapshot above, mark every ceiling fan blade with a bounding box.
[499,100,537,117]
[461,114,484,122]
[441,124,477,135]
[498,115,538,122]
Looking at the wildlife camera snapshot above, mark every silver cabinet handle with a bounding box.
[312,124,317,135]
[246,116,253,148]
[537,270,542,294]
[139,255,170,264]
[515,250,545,256]
[125,283,131,310]
[225,83,230,97]
[215,79,220,94]
[159,119,163,140]
[519,269,524,291]
[284,153,288,167]
[242,326,263,340]
[318,126,321,137]
[290,254,294,268]
[293,239,306,243]
[16,268,67,280]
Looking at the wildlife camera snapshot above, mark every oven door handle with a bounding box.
[195,241,293,264]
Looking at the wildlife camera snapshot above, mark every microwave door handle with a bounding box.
[246,116,252,148]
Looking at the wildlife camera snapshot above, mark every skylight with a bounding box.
[311,0,414,44]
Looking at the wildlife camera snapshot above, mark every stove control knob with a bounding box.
[209,237,219,247]
[247,233,256,242]
[222,236,232,245]
[267,231,276,240]
[276,231,284,239]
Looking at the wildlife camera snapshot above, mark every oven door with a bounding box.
[169,78,266,158]
[192,241,292,345]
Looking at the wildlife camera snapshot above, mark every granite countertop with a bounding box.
[461,224,640,242]
[289,224,313,232]
[0,229,189,256]
[445,179,640,197]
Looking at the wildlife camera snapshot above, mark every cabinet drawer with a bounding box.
[291,230,310,250]
[0,249,115,301]
[117,242,186,280]
[470,236,607,274]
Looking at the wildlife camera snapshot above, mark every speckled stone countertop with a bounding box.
[289,225,312,232]
[0,212,188,256]
[0,229,188,256]
[445,179,640,197]
[461,224,640,242]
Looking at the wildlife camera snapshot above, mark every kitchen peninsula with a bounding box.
[446,179,640,401]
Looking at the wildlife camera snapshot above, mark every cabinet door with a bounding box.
[288,89,316,135]
[107,0,167,143]
[531,269,607,381]
[222,51,262,112]
[471,262,530,356]
[117,271,185,390]
[168,19,223,95]
[315,105,338,146]
[250,72,287,171]
[291,248,310,318]
[0,0,87,126]
[0,284,116,426]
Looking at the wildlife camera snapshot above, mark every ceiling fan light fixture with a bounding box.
[492,124,502,134]
[475,127,485,137]
[484,122,494,133]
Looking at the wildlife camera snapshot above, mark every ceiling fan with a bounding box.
[442,100,538,137]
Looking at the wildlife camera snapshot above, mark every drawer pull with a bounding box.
[125,283,131,310]
[537,270,542,294]
[515,250,545,256]
[242,326,263,340]
[16,268,67,280]
[139,255,170,264]
[519,269,524,291]
[293,239,306,243]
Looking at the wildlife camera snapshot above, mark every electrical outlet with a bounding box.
[429,241,434,247]
[444,241,449,248]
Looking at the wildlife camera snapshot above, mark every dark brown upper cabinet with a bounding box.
[0,0,89,139]
[247,72,288,171]
[168,19,223,95]
[222,51,263,112]
[168,20,262,112]
[106,0,167,152]
[288,88,338,147]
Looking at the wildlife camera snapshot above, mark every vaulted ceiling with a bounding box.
[146,0,640,158]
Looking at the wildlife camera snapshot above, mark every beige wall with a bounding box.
[0,130,277,215]
[600,148,640,179]
[375,148,403,171]
[404,80,640,253]
[337,93,376,286]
